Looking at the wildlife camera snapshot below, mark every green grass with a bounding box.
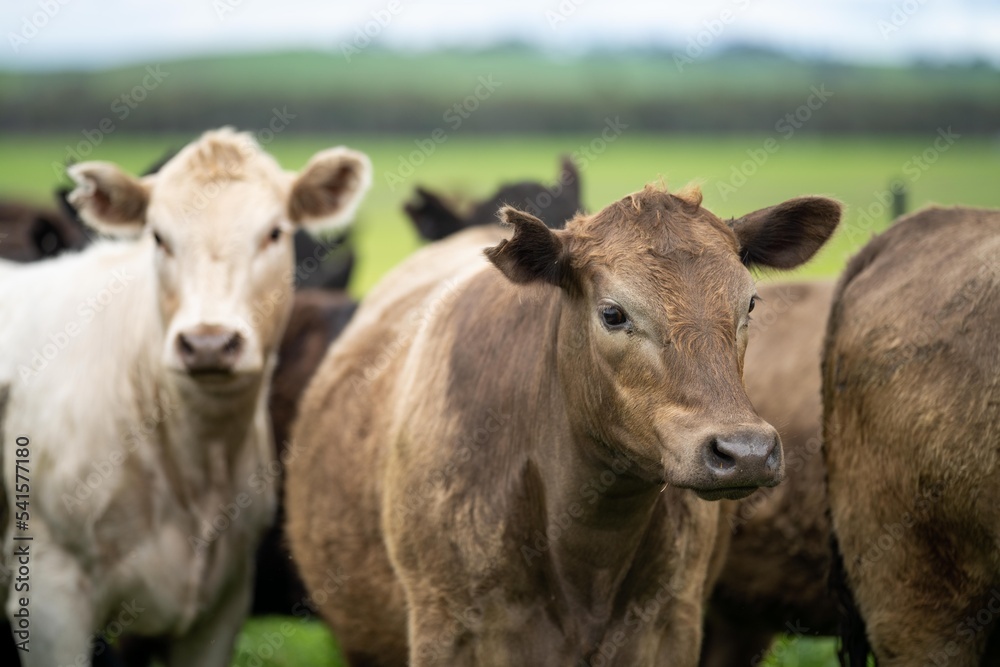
[2,131,999,295]
[2,132,998,665]
[231,618,345,667]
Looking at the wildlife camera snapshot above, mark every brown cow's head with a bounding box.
[486,185,840,499]
[67,127,371,386]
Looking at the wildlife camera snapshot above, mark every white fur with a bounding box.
[0,128,372,667]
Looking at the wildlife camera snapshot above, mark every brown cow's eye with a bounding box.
[748,296,757,314]
[600,304,629,330]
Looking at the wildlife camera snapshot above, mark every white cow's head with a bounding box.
[68,127,371,385]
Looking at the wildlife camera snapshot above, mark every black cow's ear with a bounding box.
[729,197,842,269]
[404,187,466,242]
[485,206,575,291]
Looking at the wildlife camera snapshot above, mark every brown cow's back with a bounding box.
[824,206,1000,664]
[703,281,838,665]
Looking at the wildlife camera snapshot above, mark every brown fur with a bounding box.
[254,288,358,617]
[823,206,1000,665]
[0,200,88,262]
[287,185,840,666]
[702,281,839,665]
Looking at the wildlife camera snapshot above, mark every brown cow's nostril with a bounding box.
[702,429,782,489]
[708,438,737,470]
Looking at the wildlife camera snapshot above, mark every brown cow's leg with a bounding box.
[406,600,472,667]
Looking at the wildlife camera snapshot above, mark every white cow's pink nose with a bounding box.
[175,326,243,374]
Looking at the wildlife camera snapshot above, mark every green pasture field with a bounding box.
[2,131,997,295]
[1,132,996,665]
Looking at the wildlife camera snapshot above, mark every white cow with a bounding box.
[0,127,372,666]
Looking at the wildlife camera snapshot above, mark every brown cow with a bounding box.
[0,199,88,262]
[401,181,844,664]
[287,185,840,666]
[254,288,358,617]
[823,206,1000,665]
[702,280,838,665]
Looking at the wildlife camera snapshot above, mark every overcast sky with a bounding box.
[4,0,1000,70]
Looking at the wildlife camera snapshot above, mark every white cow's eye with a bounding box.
[152,230,173,256]
[268,227,282,243]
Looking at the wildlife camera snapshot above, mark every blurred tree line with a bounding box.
[2,46,997,135]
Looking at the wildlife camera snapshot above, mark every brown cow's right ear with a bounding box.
[67,162,150,237]
[729,197,842,270]
[485,206,575,291]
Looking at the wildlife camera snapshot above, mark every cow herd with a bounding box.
[0,127,996,666]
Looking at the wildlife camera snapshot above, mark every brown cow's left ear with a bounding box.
[67,162,150,237]
[730,197,842,269]
[485,206,575,290]
[288,147,372,233]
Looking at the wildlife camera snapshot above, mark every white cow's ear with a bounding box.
[288,147,372,233]
[67,162,150,237]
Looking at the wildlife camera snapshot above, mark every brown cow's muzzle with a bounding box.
[175,325,244,375]
[695,425,783,500]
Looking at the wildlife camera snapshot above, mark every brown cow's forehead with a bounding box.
[568,186,738,262]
